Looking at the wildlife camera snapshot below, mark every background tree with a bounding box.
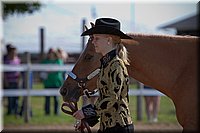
[3,2,42,20]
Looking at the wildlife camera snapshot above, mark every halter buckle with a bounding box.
[83,89,91,98]
[78,81,86,88]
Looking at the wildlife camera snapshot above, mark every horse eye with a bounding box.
[84,54,93,61]
[89,36,94,41]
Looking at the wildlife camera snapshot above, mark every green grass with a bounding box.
[129,84,178,124]
[3,83,178,126]
[129,95,178,124]
[3,97,73,125]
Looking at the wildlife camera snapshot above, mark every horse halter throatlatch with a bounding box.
[61,68,100,133]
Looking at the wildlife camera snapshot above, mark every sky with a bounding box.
[1,0,199,54]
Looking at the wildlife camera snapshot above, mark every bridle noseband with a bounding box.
[67,68,100,98]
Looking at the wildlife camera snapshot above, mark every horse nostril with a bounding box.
[59,87,67,96]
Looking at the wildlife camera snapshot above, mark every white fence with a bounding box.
[3,88,165,97]
[2,64,74,72]
[1,63,165,122]
[2,64,164,97]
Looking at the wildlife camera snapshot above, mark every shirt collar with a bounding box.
[100,49,117,68]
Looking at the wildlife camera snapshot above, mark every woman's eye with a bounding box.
[84,54,93,61]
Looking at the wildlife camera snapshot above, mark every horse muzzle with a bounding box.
[59,86,81,103]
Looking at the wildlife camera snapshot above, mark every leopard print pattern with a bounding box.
[95,55,133,131]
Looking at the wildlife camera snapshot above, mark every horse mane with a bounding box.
[127,33,199,41]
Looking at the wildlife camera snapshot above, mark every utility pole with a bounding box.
[40,27,45,60]
[81,18,86,50]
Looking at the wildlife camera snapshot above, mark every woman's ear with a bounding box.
[107,37,112,44]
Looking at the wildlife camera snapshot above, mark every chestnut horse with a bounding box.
[60,34,199,132]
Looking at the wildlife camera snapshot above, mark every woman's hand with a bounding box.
[73,109,85,120]
[74,120,82,131]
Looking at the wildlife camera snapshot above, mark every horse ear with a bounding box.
[84,24,93,39]
[84,22,94,39]
[85,25,89,31]
[90,22,95,28]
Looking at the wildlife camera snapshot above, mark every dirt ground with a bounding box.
[2,122,183,133]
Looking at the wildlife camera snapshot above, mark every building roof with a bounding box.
[159,13,199,31]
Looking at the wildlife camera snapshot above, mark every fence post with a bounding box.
[81,18,86,50]
[136,82,144,121]
[40,27,45,60]
[24,52,31,123]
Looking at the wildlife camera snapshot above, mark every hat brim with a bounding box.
[81,26,132,39]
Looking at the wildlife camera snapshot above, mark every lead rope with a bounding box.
[61,102,92,133]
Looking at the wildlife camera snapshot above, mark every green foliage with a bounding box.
[2,2,42,20]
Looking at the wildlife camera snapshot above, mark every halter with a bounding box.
[67,68,100,98]
[61,102,91,133]
[61,68,100,133]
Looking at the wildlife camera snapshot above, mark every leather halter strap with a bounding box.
[61,102,91,133]
[61,102,77,115]
[67,68,100,82]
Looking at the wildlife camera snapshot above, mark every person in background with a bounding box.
[144,85,161,123]
[3,44,22,116]
[41,48,64,115]
[3,44,13,89]
[57,48,68,64]
[57,48,69,79]
[4,44,12,58]
[3,43,14,63]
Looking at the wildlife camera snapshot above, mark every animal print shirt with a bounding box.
[95,49,132,131]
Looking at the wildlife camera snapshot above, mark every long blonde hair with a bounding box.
[110,35,130,65]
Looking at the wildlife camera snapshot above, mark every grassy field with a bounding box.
[3,83,178,126]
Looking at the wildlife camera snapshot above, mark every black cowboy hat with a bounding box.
[81,18,132,39]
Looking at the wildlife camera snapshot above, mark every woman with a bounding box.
[144,85,160,123]
[4,45,21,116]
[73,18,134,133]
[41,48,64,115]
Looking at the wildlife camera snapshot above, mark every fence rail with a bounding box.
[2,64,74,72]
[1,63,165,122]
[1,64,165,97]
[3,89,165,97]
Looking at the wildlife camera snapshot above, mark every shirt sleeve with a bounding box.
[95,61,126,114]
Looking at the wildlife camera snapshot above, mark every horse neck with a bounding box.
[125,34,197,98]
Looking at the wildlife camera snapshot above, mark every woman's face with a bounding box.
[92,34,112,55]
[48,51,56,60]
[9,48,17,58]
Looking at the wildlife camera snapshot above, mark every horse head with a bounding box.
[59,31,139,103]
[60,37,102,103]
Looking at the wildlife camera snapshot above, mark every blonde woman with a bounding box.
[73,18,134,133]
